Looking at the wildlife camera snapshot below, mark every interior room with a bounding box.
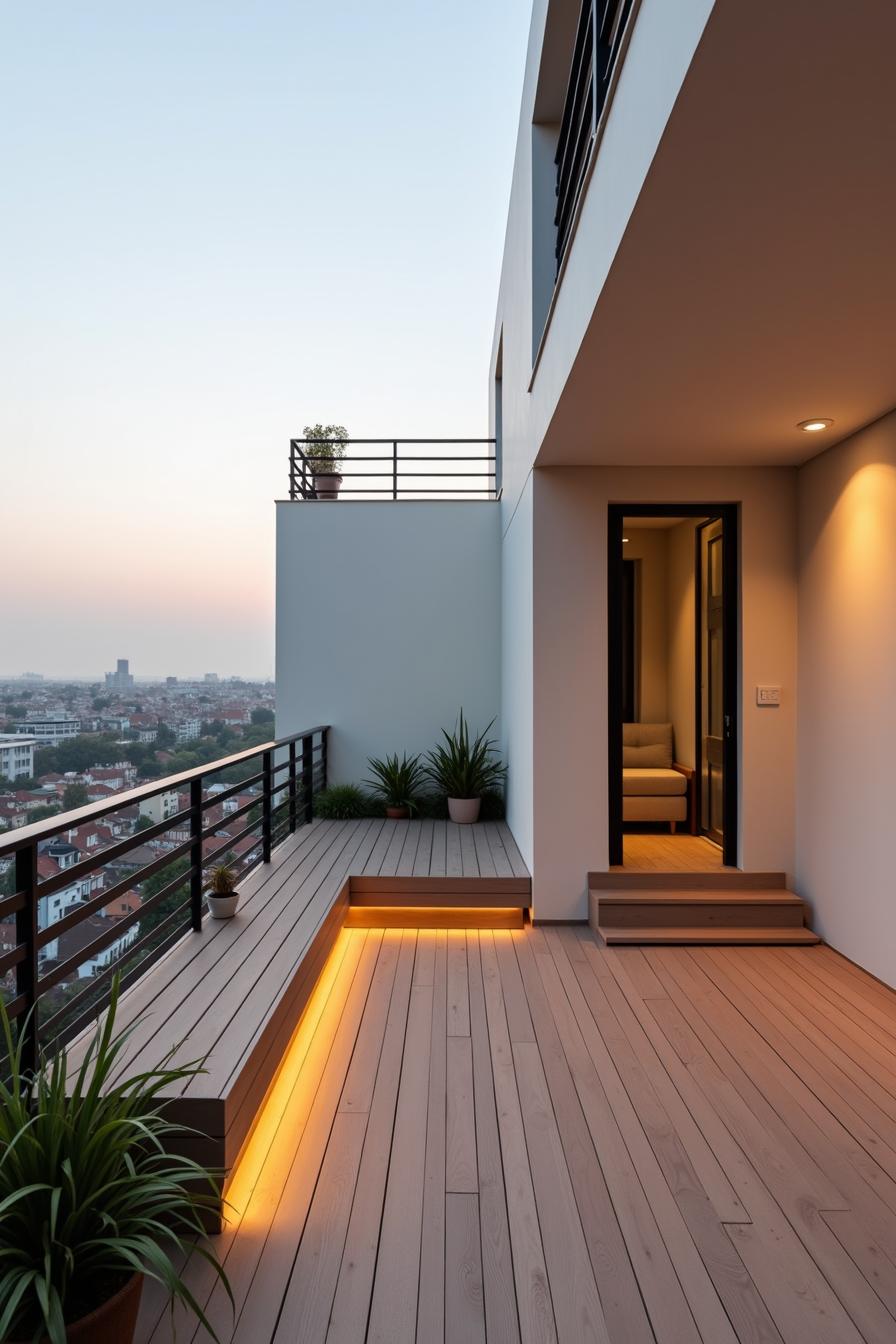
[617,513,730,872]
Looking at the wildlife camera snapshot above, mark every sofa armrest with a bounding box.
[672,763,698,834]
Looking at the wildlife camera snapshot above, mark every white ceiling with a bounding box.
[538,0,896,468]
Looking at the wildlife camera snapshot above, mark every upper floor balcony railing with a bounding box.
[0,726,328,1072]
[555,0,635,273]
[289,438,498,501]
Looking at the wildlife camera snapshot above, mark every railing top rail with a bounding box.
[290,438,496,445]
[0,725,329,857]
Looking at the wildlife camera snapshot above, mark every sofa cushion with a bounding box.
[622,723,674,768]
[622,767,686,797]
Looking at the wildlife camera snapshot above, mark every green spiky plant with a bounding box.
[313,784,370,820]
[0,979,232,1344]
[364,752,427,815]
[205,862,237,896]
[424,711,507,800]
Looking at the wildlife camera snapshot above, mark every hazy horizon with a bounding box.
[3,1,530,678]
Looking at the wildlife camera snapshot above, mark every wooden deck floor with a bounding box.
[137,929,896,1344]
[620,831,731,871]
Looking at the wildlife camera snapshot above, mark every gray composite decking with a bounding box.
[68,820,529,1174]
[134,928,896,1343]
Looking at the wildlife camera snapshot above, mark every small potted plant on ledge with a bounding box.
[205,862,240,918]
[365,751,427,819]
[304,421,349,499]
[0,978,231,1344]
[425,711,506,824]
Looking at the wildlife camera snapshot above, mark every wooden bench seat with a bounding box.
[67,818,530,1213]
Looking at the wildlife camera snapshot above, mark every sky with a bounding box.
[1,1,531,681]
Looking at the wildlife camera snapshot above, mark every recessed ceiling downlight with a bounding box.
[797,418,833,433]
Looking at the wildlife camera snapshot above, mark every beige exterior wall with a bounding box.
[532,465,797,921]
[797,411,896,986]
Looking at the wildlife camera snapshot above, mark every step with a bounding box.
[597,925,821,946]
[590,870,787,891]
[594,888,807,930]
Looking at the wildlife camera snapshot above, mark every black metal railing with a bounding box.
[555,0,635,272]
[289,439,498,501]
[0,726,329,1071]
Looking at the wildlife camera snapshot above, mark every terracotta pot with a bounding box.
[207,892,239,919]
[448,797,481,824]
[12,1272,144,1344]
[313,472,343,500]
[385,805,410,820]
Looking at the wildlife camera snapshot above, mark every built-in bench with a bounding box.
[68,817,530,1216]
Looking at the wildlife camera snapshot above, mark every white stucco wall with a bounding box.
[797,413,896,986]
[500,473,534,868]
[276,502,501,786]
[532,465,798,921]
[491,0,715,518]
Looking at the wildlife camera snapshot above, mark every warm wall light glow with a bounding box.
[798,418,834,432]
[622,537,629,543]
[346,905,524,929]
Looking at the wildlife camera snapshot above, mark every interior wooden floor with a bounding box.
[620,830,731,872]
[137,928,896,1344]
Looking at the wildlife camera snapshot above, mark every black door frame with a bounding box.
[607,503,739,868]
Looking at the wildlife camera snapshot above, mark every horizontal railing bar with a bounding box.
[39,901,193,1047]
[0,727,329,856]
[34,839,193,950]
[0,944,26,977]
[1,993,27,1022]
[318,488,498,495]
[37,864,198,994]
[0,890,25,920]
[290,438,496,445]
[202,795,259,839]
[37,813,193,899]
[198,774,263,808]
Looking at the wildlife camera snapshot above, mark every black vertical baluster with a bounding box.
[190,777,203,931]
[320,729,328,793]
[302,735,314,824]
[262,750,273,862]
[392,440,398,500]
[289,741,297,834]
[15,842,39,1073]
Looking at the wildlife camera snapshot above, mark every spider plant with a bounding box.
[364,752,427,815]
[0,977,232,1344]
[423,711,506,800]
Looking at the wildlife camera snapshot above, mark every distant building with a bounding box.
[204,673,219,683]
[175,718,201,743]
[165,676,178,687]
[0,733,36,780]
[105,658,135,691]
[15,714,80,747]
[139,791,180,825]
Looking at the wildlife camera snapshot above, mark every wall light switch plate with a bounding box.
[756,685,782,706]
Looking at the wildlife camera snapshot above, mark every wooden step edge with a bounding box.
[592,889,803,904]
[597,926,821,946]
[590,871,787,891]
[345,906,525,930]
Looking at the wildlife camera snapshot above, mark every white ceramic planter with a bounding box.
[207,892,240,919]
[448,797,481,824]
[313,472,343,500]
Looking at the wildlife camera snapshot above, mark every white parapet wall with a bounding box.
[276,500,502,788]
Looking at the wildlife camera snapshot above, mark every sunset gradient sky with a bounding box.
[2,1,530,679]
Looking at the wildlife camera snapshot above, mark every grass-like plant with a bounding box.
[424,711,506,800]
[0,979,232,1344]
[313,784,370,820]
[364,752,427,814]
[205,862,236,895]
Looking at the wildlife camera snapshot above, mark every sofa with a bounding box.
[622,722,696,834]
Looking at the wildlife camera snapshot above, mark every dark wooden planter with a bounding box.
[385,806,410,820]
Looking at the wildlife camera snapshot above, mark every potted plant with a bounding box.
[365,752,427,819]
[0,979,231,1344]
[424,711,506,824]
[303,422,349,500]
[205,862,240,918]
